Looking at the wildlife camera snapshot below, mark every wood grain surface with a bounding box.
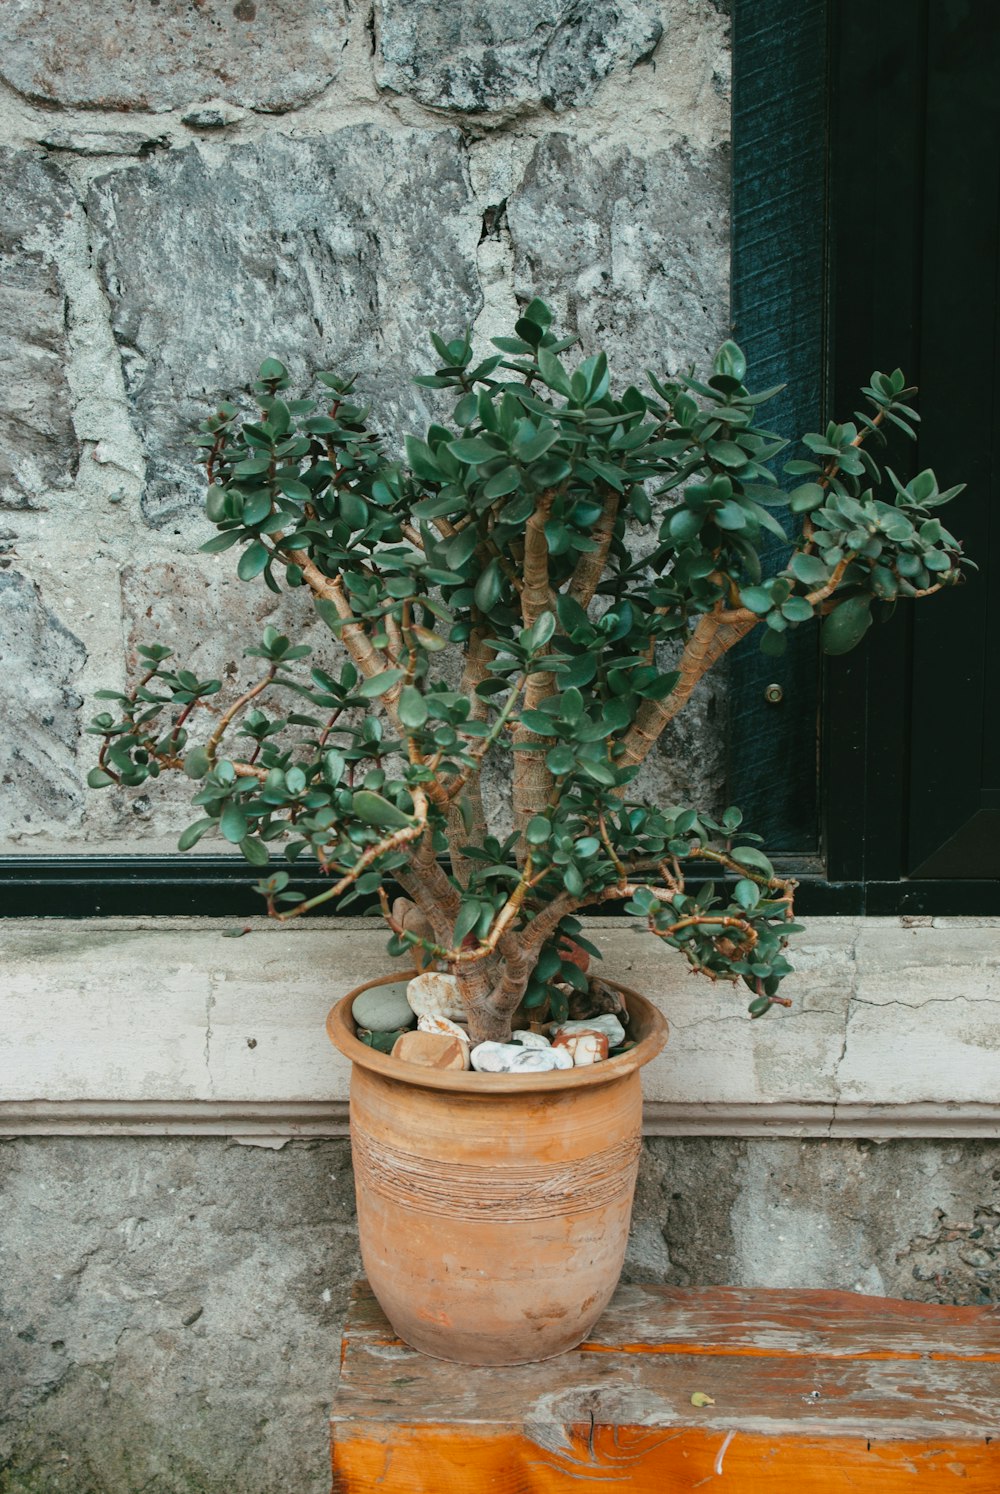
[330,1282,1000,1491]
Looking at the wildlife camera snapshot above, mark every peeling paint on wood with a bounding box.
[330,1281,1000,1491]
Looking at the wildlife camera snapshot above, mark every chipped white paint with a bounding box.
[1,915,998,1137]
[714,1428,736,1475]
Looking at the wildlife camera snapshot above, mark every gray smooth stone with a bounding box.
[352,982,417,1034]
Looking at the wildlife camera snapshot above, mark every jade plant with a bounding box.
[89,300,969,1045]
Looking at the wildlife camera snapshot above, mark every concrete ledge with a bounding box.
[4,1098,1000,1140]
[2,915,998,1138]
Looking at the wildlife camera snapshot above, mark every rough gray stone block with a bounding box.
[507,132,731,381]
[88,130,482,527]
[121,559,333,683]
[629,1138,1000,1305]
[0,1137,359,1494]
[0,150,79,511]
[625,664,727,816]
[376,0,664,113]
[0,0,350,114]
[0,569,87,837]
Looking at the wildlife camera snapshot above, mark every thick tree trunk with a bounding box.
[617,609,759,773]
[512,494,557,839]
[454,938,535,1045]
[448,621,491,887]
[463,996,516,1045]
[456,962,509,1044]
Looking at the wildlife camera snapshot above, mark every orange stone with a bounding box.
[551,1028,610,1063]
[390,1029,469,1070]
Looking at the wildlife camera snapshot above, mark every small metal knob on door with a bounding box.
[764,683,784,704]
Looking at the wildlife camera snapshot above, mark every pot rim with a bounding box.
[327,971,668,1095]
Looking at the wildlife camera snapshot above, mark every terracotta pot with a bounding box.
[327,975,668,1366]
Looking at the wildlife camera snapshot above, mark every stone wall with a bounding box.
[0,0,731,854]
[2,1134,998,1493]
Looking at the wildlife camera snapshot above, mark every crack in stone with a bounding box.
[851,994,1000,1011]
[671,1006,843,1034]
[827,925,862,1138]
[203,977,217,1093]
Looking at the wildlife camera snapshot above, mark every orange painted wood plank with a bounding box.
[333,1424,1000,1494]
[331,1282,1000,1492]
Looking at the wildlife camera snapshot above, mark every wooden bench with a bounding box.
[330,1281,1000,1491]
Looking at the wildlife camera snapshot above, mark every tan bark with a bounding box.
[512,493,557,837]
[519,492,557,626]
[485,932,532,1015]
[617,608,759,774]
[402,830,460,928]
[520,890,582,954]
[446,620,491,887]
[462,931,533,1044]
[567,486,619,609]
[275,540,404,726]
[459,962,513,1044]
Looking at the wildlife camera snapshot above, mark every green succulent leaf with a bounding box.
[237,541,270,581]
[183,747,211,780]
[398,686,428,730]
[358,669,404,698]
[525,815,551,845]
[220,803,249,843]
[453,900,483,945]
[788,553,830,585]
[733,878,761,911]
[525,611,556,652]
[178,818,215,852]
[739,586,773,614]
[731,846,775,879]
[713,340,747,383]
[352,791,414,830]
[822,595,873,655]
[474,559,503,613]
[239,835,270,867]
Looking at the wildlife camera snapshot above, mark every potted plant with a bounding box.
[89,298,968,1364]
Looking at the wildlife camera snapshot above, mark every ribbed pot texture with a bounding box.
[327,976,668,1365]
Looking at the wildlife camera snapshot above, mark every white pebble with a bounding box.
[470,1042,520,1073]
[470,1042,572,1073]
[552,1014,626,1047]
[509,1029,551,1049]
[510,1046,572,1072]
[556,1032,607,1066]
[407,971,466,1022]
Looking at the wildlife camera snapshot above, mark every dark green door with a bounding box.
[826,0,1000,884]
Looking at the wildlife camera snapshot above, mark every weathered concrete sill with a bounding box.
[2,915,998,1138]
